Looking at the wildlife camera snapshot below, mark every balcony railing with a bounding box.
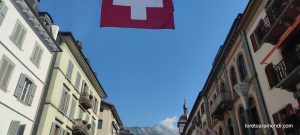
[256,0,300,44]
[79,91,93,110]
[72,119,90,135]
[210,92,233,120]
[273,44,300,91]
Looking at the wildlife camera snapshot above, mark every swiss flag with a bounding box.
[100,0,175,29]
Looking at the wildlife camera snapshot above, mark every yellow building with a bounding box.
[97,101,123,135]
[33,32,107,135]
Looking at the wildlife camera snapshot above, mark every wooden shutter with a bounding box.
[64,94,70,114]
[49,123,56,135]
[75,73,81,90]
[272,113,284,135]
[59,90,66,111]
[265,64,278,88]
[14,74,26,98]
[7,121,20,135]
[0,58,14,89]
[69,98,76,119]
[16,28,26,46]
[17,125,25,135]
[66,61,73,80]
[26,83,36,106]
[0,2,8,25]
[250,33,259,52]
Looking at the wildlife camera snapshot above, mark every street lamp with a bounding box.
[234,81,253,135]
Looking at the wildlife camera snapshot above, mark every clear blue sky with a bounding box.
[39,0,248,127]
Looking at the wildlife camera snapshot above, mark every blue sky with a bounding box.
[39,0,248,127]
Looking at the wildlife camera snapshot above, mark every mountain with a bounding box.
[127,124,177,135]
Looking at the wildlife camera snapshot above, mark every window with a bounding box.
[249,98,260,134]
[91,122,96,135]
[227,119,234,135]
[250,20,265,52]
[81,80,88,93]
[30,43,43,67]
[94,98,98,112]
[265,63,278,88]
[0,56,15,90]
[49,123,63,135]
[239,107,248,135]
[230,67,238,87]
[59,86,70,114]
[14,74,36,106]
[100,108,104,112]
[237,55,247,81]
[10,21,27,47]
[98,119,103,129]
[66,61,73,81]
[0,1,8,25]
[7,121,25,135]
[75,72,81,90]
[68,97,77,120]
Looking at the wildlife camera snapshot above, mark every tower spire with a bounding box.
[183,99,188,116]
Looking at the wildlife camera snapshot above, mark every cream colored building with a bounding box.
[239,0,300,134]
[33,32,107,135]
[97,101,123,135]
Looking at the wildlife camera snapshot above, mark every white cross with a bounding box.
[113,0,164,20]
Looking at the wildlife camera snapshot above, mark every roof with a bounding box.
[58,32,108,98]
[101,101,123,126]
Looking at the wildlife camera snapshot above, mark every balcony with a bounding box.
[273,45,300,91]
[72,119,90,135]
[79,91,93,110]
[256,0,300,44]
[210,92,233,120]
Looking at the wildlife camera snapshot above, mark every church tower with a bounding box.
[177,99,189,134]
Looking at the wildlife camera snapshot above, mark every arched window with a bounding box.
[230,67,238,87]
[239,107,248,135]
[237,55,247,81]
[227,119,234,135]
[249,97,260,134]
[220,82,226,93]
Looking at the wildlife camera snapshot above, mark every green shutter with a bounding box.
[14,74,26,98]
[7,121,20,135]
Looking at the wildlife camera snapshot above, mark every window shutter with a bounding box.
[95,99,98,112]
[91,122,95,135]
[14,74,26,98]
[36,48,43,65]
[75,73,81,90]
[11,23,21,42]
[64,94,70,114]
[49,123,56,135]
[59,90,66,112]
[1,61,14,88]
[7,121,20,135]
[0,2,7,25]
[69,98,76,119]
[31,45,38,63]
[17,125,25,135]
[16,28,26,46]
[265,64,278,88]
[26,83,36,106]
[250,33,258,52]
[66,62,73,80]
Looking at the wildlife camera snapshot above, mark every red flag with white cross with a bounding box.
[100,0,175,29]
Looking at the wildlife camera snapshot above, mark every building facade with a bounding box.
[33,32,107,135]
[240,0,300,134]
[97,101,123,135]
[0,0,59,134]
[183,14,273,135]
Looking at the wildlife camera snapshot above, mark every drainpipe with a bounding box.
[31,35,61,135]
[241,31,274,135]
